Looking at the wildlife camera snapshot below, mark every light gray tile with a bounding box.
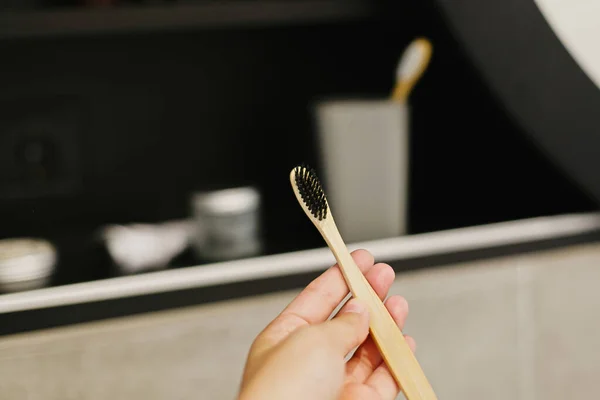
[530,243,600,400]
[0,289,300,400]
[390,257,521,400]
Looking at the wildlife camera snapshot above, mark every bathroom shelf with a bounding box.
[0,0,377,40]
[1,213,600,336]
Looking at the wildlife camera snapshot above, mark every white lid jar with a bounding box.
[190,186,262,261]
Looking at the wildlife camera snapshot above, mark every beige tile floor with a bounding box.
[529,246,600,400]
[1,242,600,399]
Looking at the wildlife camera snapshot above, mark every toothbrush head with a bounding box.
[396,37,433,82]
[290,164,329,222]
[391,37,433,102]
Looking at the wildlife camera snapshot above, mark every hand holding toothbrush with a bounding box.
[237,249,415,400]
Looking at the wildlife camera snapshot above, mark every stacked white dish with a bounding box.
[0,238,57,293]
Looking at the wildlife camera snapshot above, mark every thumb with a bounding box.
[320,298,370,355]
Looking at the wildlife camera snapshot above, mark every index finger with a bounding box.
[279,249,375,325]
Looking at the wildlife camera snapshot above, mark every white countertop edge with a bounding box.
[1,212,599,314]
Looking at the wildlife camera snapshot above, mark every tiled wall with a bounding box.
[1,242,600,399]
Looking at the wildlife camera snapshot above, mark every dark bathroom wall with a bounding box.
[0,1,596,284]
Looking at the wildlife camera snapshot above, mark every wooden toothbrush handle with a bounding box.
[391,80,413,103]
[322,223,437,400]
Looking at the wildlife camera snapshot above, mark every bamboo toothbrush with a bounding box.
[290,164,437,400]
[391,37,433,103]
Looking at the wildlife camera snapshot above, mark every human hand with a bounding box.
[237,249,415,400]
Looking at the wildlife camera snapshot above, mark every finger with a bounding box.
[319,298,370,356]
[339,382,380,400]
[279,249,374,324]
[404,335,417,353]
[336,263,394,361]
[336,263,395,316]
[249,250,375,359]
[364,263,396,303]
[364,335,417,400]
[364,363,400,400]
[345,295,409,383]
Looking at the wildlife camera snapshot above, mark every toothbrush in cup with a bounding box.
[391,37,433,103]
[290,164,437,400]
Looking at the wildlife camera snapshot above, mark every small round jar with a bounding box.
[191,186,262,261]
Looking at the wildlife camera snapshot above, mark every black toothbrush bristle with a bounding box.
[293,164,328,221]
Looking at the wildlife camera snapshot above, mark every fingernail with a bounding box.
[344,299,366,314]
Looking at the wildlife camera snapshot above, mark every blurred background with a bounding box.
[0,0,596,288]
[1,0,600,399]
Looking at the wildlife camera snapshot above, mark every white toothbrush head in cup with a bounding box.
[392,37,433,102]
